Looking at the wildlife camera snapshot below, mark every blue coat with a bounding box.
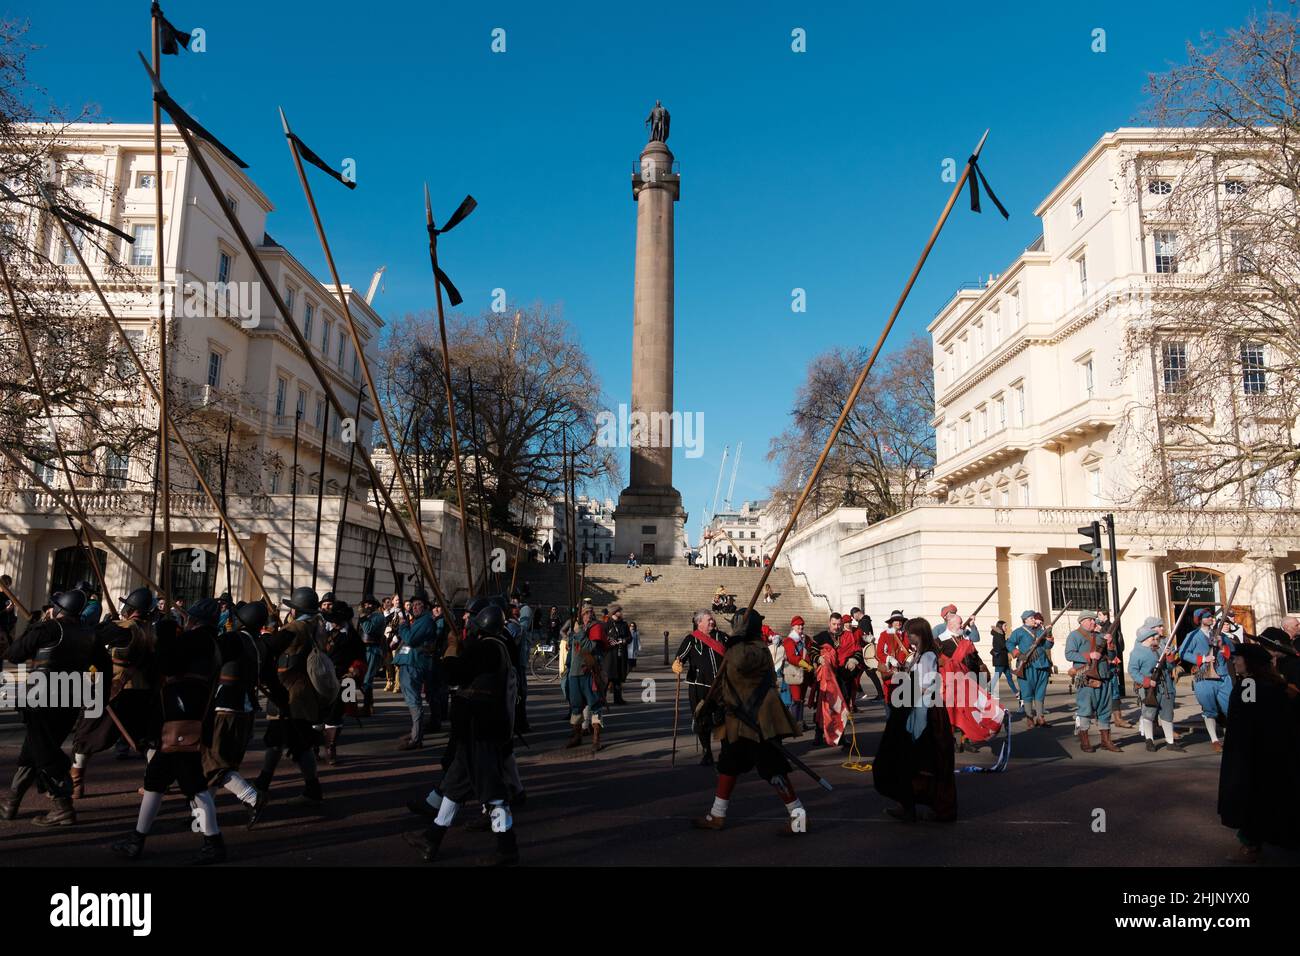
[1178,627,1233,678]
[1065,628,1113,679]
[1007,625,1052,670]
[359,610,386,644]
[395,611,435,668]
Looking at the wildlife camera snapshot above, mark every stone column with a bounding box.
[1126,552,1165,625]
[1244,553,1284,628]
[0,533,39,611]
[1008,550,1046,620]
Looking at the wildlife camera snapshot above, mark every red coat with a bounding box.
[876,630,911,685]
[782,635,811,702]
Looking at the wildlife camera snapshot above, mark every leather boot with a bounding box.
[404,823,448,862]
[1078,730,1095,753]
[564,722,583,749]
[70,767,84,800]
[1111,708,1133,729]
[591,723,603,753]
[247,789,268,829]
[323,727,339,766]
[1,767,35,821]
[362,688,374,718]
[1099,729,1122,752]
[192,834,227,866]
[33,795,76,827]
[486,829,519,866]
[299,778,323,804]
[111,829,147,860]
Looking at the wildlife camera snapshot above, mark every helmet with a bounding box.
[52,589,88,617]
[320,591,336,605]
[281,586,320,614]
[731,608,764,641]
[473,604,506,637]
[235,600,270,632]
[120,587,155,613]
[187,598,221,626]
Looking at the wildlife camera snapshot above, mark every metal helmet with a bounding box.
[473,603,506,637]
[120,587,155,613]
[187,597,221,626]
[52,589,88,617]
[235,600,270,632]
[320,591,336,605]
[281,586,320,614]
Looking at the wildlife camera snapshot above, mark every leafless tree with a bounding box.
[767,334,936,529]
[1115,10,1300,537]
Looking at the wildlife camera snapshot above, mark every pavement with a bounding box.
[1,664,1295,867]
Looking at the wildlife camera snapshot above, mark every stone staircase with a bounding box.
[516,563,830,656]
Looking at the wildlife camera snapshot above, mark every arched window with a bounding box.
[164,548,218,607]
[1283,569,1300,613]
[50,545,108,598]
[1049,565,1110,612]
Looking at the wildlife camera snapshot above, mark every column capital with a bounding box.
[1243,551,1279,566]
[1008,548,1049,559]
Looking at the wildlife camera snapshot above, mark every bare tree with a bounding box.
[378,304,620,537]
[1116,10,1300,534]
[767,334,936,528]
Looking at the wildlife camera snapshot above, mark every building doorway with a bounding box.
[50,545,108,598]
[164,547,218,608]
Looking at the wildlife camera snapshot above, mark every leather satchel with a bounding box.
[160,719,204,753]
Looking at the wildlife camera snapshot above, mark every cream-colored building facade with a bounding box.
[780,129,1300,667]
[0,124,490,610]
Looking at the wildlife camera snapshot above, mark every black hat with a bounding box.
[120,587,154,613]
[52,589,88,617]
[474,604,506,637]
[1234,642,1272,668]
[360,594,379,608]
[320,591,336,604]
[235,600,270,632]
[410,589,431,606]
[730,608,764,641]
[325,601,354,624]
[187,597,221,626]
[281,586,320,614]
[886,610,906,624]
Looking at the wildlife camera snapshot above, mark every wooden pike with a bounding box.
[289,410,301,588]
[39,183,272,611]
[311,399,329,590]
[150,6,173,607]
[464,368,495,594]
[272,107,452,621]
[331,382,367,591]
[744,131,998,618]
[0,252,118,617]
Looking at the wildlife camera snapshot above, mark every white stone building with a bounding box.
[698,500,770,565]
[780,128,1300,667]
[0,124,488,610]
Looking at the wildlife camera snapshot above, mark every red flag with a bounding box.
[816,649,848,745]
[941,638,1005,742]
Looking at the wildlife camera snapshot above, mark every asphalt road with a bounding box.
[1,665,1294,867]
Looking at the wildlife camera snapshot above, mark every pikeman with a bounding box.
[1064,610,1122,753]
[320,600,364,765]
[1128,618,1183,753]
[1007,610,1053,727]
[254,586,326,803]
[691,609,806,834]
[111,599,225,864]
[1,589,108,826]
[70,586,160,798]
[1177,607,1235,752]
[202,600,269,826]
[405,602,520,866]
[672,610,726,765]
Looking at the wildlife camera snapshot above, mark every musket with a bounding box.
[962,586,998,634]
[1146,598,1192,706]
[1194,576,1241,681]
[671,670,681,767]
[1083,587,1137,687]
[1014,601,1071,679]
[150,3,173,609]
[310,399,329,590]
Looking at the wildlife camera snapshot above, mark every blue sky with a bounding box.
[16,0,1265,532]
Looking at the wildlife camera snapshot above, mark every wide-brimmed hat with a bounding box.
[886,610,906,625]
[281,586,320,614]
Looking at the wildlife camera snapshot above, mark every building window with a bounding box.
[991,307,1001,343]
[1230,230,1256,274]
[1148,179,1172,195]
[959,334,969,370]
[1050,566,1110,612]
[1010,287,1021,325]
[226,193,239,215]
[296,389,307,420]
[1018,480,1030,505]
[275,377,288,417]
[1284,570,1300,613]
[59,227,85,266]
[351,351,359,380]
[1083,357,1095,398]
[105,451,129,489]
[973,321,984,359]
[962,416,971,449]
[995,394,1006,429]
[271,471,280,494]
[999,485,1010,506]
[1154,231,1179,274]
[1087,466,1102,504]
[1224,179,1248,196]
[978,404,988,439]
[314,397,325,430]
[1241,341,1266,395]
[207,350,222,388]
[322,319,332,353]
[1253,467,1283,509]
[336,331,346,368]
[1169,459,1199,505]
[1012,382,1026,426]
[1075,253,1088,297]
[1161,342,1188,393]
[304,303,314,341]
[136,171,156,189]
[129,223,155,266]
[286,287,296,318]
[217,251,231,284]
[115,329,144,378]
[1072,197,1084,221]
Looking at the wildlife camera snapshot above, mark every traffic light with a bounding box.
[1078,521,1103,573]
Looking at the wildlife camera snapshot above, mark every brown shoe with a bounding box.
[1212,740,1224,753]
[1036,716,1047,728]
[564,724,583,749]
[397,738,422,751]
[691,814,725,830]
[591,724,603,753]
[70,768,84,800]
[1099,730,1122,753]
[1111,712,1133,729]
[1078,730,1095,753]
[33,796,76,827]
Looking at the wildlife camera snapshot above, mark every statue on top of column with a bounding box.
[645,100,670,144]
